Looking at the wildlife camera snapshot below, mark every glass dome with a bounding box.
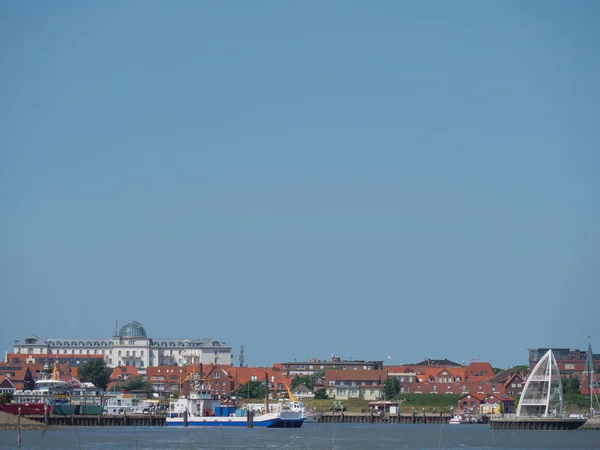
[118,321,147,338]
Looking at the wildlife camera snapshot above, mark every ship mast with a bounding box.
[586,337,594,416]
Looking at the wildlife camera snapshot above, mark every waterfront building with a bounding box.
[8,321,232,374]
[529,347,600,379]
[279,356,383,377]
[323,369,385,400]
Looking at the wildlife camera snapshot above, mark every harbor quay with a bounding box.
[18,411,477,427]
[22,413,165,427]
[319,411,487,425]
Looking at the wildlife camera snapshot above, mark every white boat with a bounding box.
[166,391,305,428]
[449,414,464,424]
[104,394,150,415]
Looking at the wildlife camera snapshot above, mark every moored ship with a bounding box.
[167,391,305,428]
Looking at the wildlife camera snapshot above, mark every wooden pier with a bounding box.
[24,414,166,427]
[319,412,487,425]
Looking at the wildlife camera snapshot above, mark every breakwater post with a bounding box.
[17,408,21,448]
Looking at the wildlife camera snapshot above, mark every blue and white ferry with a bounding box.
[166,391,305,428]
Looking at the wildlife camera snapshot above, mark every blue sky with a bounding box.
[1,1,598,369]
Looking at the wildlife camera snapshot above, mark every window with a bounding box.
[129,340,134,345]
[214,372,220,379]
[118,351,121,356]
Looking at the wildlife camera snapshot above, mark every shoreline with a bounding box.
[0,411,60,431]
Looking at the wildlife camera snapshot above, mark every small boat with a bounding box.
[449,414,464,424]
[167,391,305,428]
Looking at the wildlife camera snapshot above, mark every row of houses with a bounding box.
[2,354,598,403]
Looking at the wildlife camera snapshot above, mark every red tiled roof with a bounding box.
[458,392,484,401]
[109,365,140,380]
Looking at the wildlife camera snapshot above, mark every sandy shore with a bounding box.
[581,416,600,430]
[0,411,52,431]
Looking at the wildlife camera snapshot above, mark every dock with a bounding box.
[489,415,587,430]
[24,414,166,427]
[319,412,487,424]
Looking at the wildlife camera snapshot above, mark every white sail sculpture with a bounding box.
[517,350,563,418]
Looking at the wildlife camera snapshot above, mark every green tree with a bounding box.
[114,376,154,393]
[562,377,581,395]
[236,380,266,399]
[314,388,328,399]
[291,369,325,391]
[382,377,400,400]
[292,376,313,390]
[0,392,14,404]
[78,359,112,390]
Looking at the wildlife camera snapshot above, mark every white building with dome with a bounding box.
[10,321,232,374]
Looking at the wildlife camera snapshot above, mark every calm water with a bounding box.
[1,424,599,449]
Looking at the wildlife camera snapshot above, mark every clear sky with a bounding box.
[1,1,598,369]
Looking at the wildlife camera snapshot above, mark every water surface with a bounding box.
[1,423,598,449]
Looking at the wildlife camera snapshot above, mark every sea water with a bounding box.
[1,423,599,449]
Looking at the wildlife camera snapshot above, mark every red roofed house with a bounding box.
[457,393,484,412]
[490,371,525,397]
[231,366,292,399]
[106,365,139,390]
[203,364,236,399]
[465,362,495,383]
[146,365,193,397]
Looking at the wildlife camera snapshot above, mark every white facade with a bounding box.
[12,321,232,373]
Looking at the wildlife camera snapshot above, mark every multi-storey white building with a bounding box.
[9,321,232,374]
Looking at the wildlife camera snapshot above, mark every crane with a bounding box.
[178,367,211,397]
[285,383,297,402]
